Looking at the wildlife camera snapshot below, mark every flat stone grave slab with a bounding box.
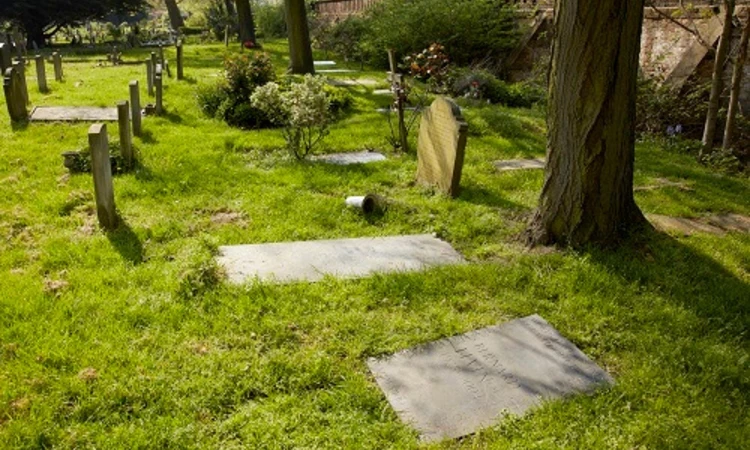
[373,89,392,95]
[368,314,614,443]
[218,234,464,284]
[314,60,337,66]
[327,78,380,87]
[30,106,118,122]
[494,158,546,172]
[377,107,419,114]
[313,151,386,165]
[317,69,357,74]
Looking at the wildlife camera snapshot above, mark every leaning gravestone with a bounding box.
[416,97,468,198]
[368,314,614,443]
[3,66,28,122]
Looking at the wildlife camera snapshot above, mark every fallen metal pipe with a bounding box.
[345,194,384,214]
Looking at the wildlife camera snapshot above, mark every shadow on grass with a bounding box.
[137,129,157,144]
[459,182,529,210]
[11,120,30,132]
[163,110,183,124]
[107,216,144,265]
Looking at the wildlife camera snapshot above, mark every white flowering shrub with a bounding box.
[251,75,332,160]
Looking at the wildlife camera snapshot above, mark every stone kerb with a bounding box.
[416,97,469,198]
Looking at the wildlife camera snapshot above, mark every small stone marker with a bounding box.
[154,64,163,114]
[3,66,28,122]
[30,106,118,122]
[416,97,468,198]
[0,43,11,72]
[34,55,47,92]
[129,81,142,136]
[494,158,546,172]
[218,234,465,284]
[88,124,118,230]
[313,151,387,165]
[368,314,614,443]
[146,58,154,97]
[52,52,63,81]
[12,59,29,106]
[176,41,184,80]
[117,101,133,167]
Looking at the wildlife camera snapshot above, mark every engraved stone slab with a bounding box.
[416,97,468,197]
[494,158,546,172]
[30,106,118,122]
[368,315,614,443]
[218,234,464,284]
[313,151,386,165]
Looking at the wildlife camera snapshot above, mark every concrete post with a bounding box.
[155,64,163,115]
[176,41,184,80]
[117,101,133,168]
[53,52,63,81]
[129,81,142,137]
[88,124,118,230]
[34,55,47,92]
[146,58,154,97]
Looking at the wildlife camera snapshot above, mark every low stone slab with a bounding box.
[327,78,380,87]
[218,234,464,284]
[317,69,357,74]
[494,158,546,172]
[377,107,419,114]
[368,315,613,443]
[30,106,118,122]
[373,89,392,96]
[314,60,337,66]
[648,213,750,235]
[313,151,386,165]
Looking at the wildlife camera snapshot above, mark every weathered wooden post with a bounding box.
[12,58,29,106]
[88,124,118,230]
[117,101,133,168]
[146,58,154,97]
[52,52,63,81]
[4,66,28,122]
[155,64,163,115]
[129,80,142,137]
[176,40,184,80]
[34,55,47,92]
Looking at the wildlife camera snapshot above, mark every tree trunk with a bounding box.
[25,22,46,49]
[527,0,648,248]
[285,0,315,74]
[225,0,236,16]
[164,0,185,31]
[236,0,257,45]
[723,15,749,150]
[701,0,735,157]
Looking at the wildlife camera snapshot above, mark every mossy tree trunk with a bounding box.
[722,13,749,150]
[285,0,314,74]
[527,0,648,247]
[235,0,257,45]
[164,0,184,31]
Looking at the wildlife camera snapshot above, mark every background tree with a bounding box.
[236,0,257,46]
[164,0,184,31]
[285,0,314,74]
[527,0,648,247]
[0,0,147,47]
[722,12,749,150]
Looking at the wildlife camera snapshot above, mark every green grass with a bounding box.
[1,39,748,449]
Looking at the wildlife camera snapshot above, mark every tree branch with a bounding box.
[645,0,713,49]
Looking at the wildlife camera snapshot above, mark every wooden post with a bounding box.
[53,52,63,81]
[146,58,154,97]
[176,41,183,80]
[34,55,47,92]
[129,81,142,137]
[12,58,29,106]
[117,101,133,168]
[155,64,163,115]
[88,124,118,230]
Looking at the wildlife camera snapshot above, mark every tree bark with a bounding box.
[723,14,749,150]
[527,0,648,248]
[164,0,185,31]
[701,0,735,157]
[235,0,257,45]
[285,0,315,74]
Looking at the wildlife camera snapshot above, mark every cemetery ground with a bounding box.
[1,40,749,448]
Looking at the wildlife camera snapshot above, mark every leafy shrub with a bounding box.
[636,76,710,138]
[313,15,368,63]
[251,75,332,160]
[224,52,276,98]
[204,0,237,41]
[323,85,354,115]
[404,43,451,92]
[256,2,287,38]
[448,68,543,107]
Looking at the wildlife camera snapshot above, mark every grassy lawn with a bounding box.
[1,40,748,449]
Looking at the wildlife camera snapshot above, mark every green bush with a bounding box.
[256,2,287,39]
[313,15,368,63]
[448,68,543,108]
[323,85,354,116]
[636,76,710,138]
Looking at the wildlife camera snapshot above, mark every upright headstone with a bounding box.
[129,81,142,137]
[34,55,47,92]
[117,101,133,168]
[12,58,29,106]
[52,52,63,81]
[146,58,154,97]
[3,66,27,122]
[154,64,163,115]
[88,124,118,230]
[416,97,468,198]
[176,41,184,80]
[0,43,11,73]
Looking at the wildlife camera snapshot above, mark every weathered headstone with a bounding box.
[12,58,29,106]
[146,58,154,97]
[34,55,47,92]
[3,66,28,122]
[368,315,614,443]
[154,64,163,115]
[88,124,118,230]
[416,97,468,197]
[176,41,183,80]
[0,43,11,73]
[52,52,63,81]
[117,101,133,168]
[129,81,142,136]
